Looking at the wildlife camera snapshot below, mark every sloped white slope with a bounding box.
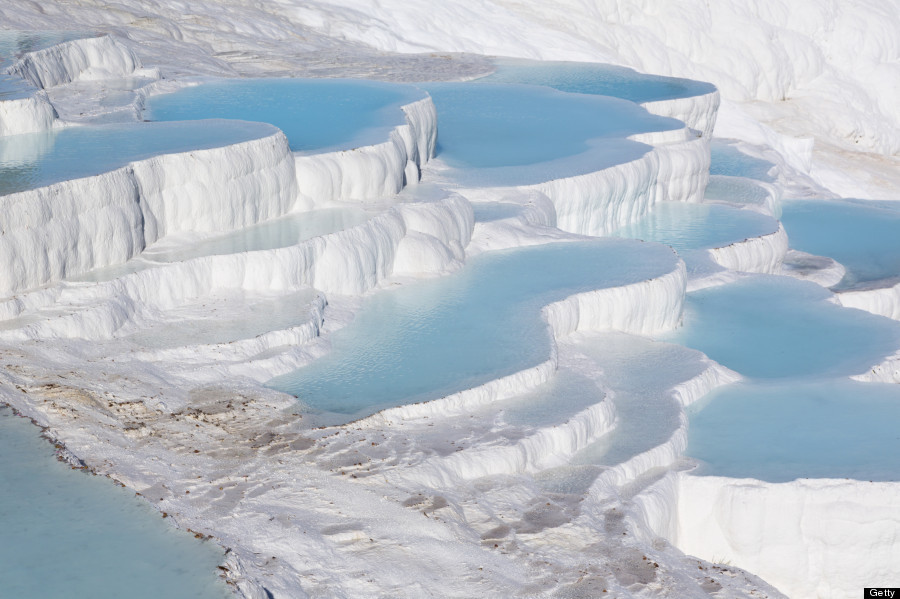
[458,128,711,238]
[0,92,59,136]
[7,35,155,89]
[0,194,473,342]
[0,35,159,136]
[678,475,900,599]
[0,129,298,297]
[294,95,437,205]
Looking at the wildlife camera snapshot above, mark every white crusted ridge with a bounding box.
[0,194,473,343]
[0,128,298,297]
[0,92,59,136]
[641,89,720,140]
[835,281,900,322]
[780,249,847,288]
[707,223,789,274]
[585,359,740,498]
[391,392,617,487]
[676,475,900,599]
[537,132,710,237]
[7,35,156,89]
[295,95,437,205]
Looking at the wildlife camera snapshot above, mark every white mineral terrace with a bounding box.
[0,3,898,598]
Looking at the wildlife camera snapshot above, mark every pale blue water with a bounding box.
[0,119,277,196]
[481,59,717,103]
[710,141,776,182]
[781,199,900,290]
[687,380,900,482]
[0,408,232,599]
[270,239,678,423]
[423,82,679,185]
[667,275,900,379]
[145,78,423,152]
[704,176,780,217]
[0,31,87,99]
[610,202,778,252]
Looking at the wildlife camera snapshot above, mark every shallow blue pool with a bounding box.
[781,199,900,290]
[704,176,779,217]
[667,275,900,379]
[270,239,678,423]
[480,59,717,103]
[0,119,277,196]
[145,78,424,152]
[687,379,900,482]
[423,82,680,185]
[0,408,232,599]
[610,202,778,252]
[709,141,776,182]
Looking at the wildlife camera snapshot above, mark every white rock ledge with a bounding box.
[0,194,474,342]
[294,95,437,205]
[460,130,710,239]
[676,475,900,599]
[0,128,298,298]
[640,90,720,140]
[707,223,789,274]
[7,35,154,89]
[836,281,900,321]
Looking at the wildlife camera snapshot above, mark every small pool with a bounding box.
[710,140,776,182]
[666,275,900,379]
[687,379,900,482]
[269,239,679,423]
[480,58,717,103]
[144,78,425,153]
[704,176,779,217]
[0,119,278,196]
[781,199,900,290]
[0,408,232,599]
[610,202,779,253]
[423,82,680,186]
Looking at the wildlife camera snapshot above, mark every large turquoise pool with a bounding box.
[144,78,424,153]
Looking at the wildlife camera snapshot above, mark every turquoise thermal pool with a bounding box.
[423,82,681,185]
[480,58,717,103]
[144,78,424,152]
[269,239,679,423]
[668,275,900,379]
[781,199,900,290]
[709,140,776,182]
[687,379,900,482]
[610,202,779,253]
[0,408,232,599]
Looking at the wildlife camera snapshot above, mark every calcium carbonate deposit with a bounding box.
[0,1,898,598]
